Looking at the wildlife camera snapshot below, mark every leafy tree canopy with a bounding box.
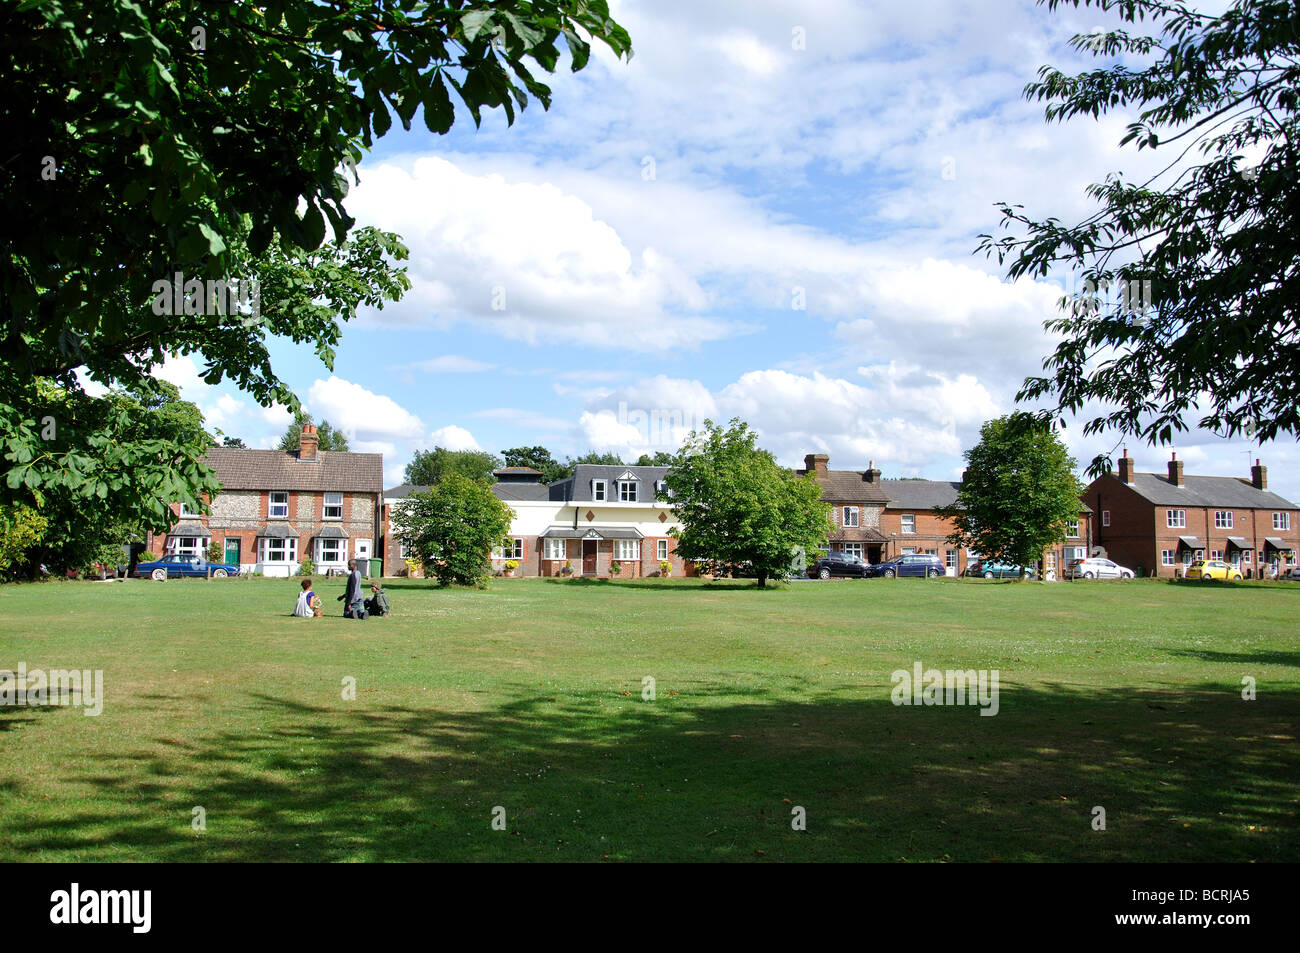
[277,411,350,452]
[390,473,513,587]
[980,0,1300,474]
[634,451,674,467]
[404,446,501,486]
[935,413,1084,570]
[665,419,832,588]
[500,445,567,483]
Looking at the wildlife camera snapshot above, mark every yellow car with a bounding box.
[1183,559,1242,581]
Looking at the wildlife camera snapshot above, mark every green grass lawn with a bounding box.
[1,575,1297,862]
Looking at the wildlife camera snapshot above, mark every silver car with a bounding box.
[1066,557,1134,579]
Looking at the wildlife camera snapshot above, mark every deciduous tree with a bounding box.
[391,474,513,587]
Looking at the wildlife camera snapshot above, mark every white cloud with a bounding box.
[306,376,424,442]
[408,355,498,373]
[427,424,481,452]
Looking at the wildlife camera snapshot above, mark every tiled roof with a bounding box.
[539,526,644,539]
[204,448,382,494]
[492,482,552,502]
[797,468,891,504]
[384,484,432,500]
[1121,472,1297,509]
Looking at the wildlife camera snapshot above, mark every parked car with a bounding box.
[1182,559,1242,581]
[966,560,1036,580]
[1282,567,1300,582]
[811,551,872,579]
[867,554,945,578]
[134,554,241,580]
[1066,557,1134,580]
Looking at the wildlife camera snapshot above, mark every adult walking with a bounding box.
[337,558,367,619]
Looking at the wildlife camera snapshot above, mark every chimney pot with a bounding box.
[299,423,319,461]
[1167,453,1184,487]
[1118,451,1135,483]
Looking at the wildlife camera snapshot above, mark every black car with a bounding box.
[867,554,945,578]
[811,551,871,579]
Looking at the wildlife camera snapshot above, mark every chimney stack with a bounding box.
[961,468,969,484]
[1167,451,1183,487]
[299,423,319,461]
[1251,458,1268,490]
[1118,448,1134,484]
[804,453,829,479]
[863,459,881,483]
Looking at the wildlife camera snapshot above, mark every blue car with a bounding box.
[966,560,1036,579]
[867,554,945,578]
[134,555,240,580]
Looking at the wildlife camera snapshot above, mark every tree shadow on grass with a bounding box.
[5,683,1297,862]
[1164,649,1300,668]
[542,577,779,592]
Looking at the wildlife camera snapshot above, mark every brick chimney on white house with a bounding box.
[299,423,319,462]
[1118,449,1135,483]
[1167,451,1184,487]
[804,453,829,479]
[1251,458,1268,490]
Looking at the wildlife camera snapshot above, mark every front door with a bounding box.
[224,538,240,566]
[582,539,597,575]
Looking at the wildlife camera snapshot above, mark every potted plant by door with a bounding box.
[504,559,519,577]
[659,559,671,577]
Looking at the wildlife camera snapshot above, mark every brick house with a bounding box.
[147,424,383,577]
[800,452,1093,577]
[385,464,694,578]
[1083,451,1300,578]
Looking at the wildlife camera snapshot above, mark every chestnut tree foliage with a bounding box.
[980,0,1300,475]
[2,0,631,536]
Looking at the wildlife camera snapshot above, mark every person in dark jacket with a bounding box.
[337,559,367,618]
[364,581,390,618]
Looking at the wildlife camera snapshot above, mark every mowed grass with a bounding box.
[1,575,1297,862]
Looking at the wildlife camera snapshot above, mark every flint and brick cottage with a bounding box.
[148,424,384,576]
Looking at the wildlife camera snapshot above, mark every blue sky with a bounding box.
[151,0,1299,501]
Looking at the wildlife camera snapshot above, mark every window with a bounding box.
[399,538,414,559]
[269,491,289,519]
[1211,549,1223,561]
[1065,519,1079,537]
[1242,550,1252,565]
[843,542,863,558]
[1230,550,1241,567]
[655,480,672,498]
[178,501,200,517]
[922,548,937,556]
[169,536,201,557]
[261,537,296,562]
[901,514,916,534]
[1044,551,1055,570]
[843,506,859,528]
[1166,509,1186,528]
[615,539,639,561]
[901,546,916,555]
[544,538,567,560]
[1214,510,1233,529]
[946,551,958,569]
[500,538,523,560]
[1101,510,1110,527]
[317,538,344,564]
[324,492,343,520]
[657,539,669,561]
[619,480,638,502]
[1275,512,1292,531]
[1161,550,1175,566]
[592,480,606,502]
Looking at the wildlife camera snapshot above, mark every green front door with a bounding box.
[224,538,240,565]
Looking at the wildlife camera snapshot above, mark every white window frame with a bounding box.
[1065,519,1079,538]
[323,491,343,520]
[544,538,567,560]
[1161,549,1175,566]
[269,491,289,519]
[178,501,200,518]
[946,550,959,569]
[1275,512,1292,531]
[1242,550,1252,565]
[842,542,863,559]
[261,537,296,563]
[1210,549,1223,561]
[170,536,201,558]
[614,539,639,561]
[1214,510,1233,529]
[900,514,916,535]
[1101,510,1110,527]
[494,538,523,560]
[592,480,606,502]
[1044,551,1055,570]
[657,539,669,561]
[843,506,860,528]
[1167,509,1186,529]
[619,480,638,502]
[317,538,345,564]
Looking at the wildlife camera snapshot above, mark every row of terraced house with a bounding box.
[145,425,1300,580]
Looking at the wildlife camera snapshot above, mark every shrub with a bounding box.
[659,559,670,577]
[298,557,316,576]
[610,560,622,576]
[139,550,159,563]
[504,559,519,575]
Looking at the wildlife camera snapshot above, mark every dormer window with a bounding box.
[178,501,200,517]
[592,480,606,501]
[619,480,638,502]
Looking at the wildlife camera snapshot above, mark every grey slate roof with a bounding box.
[384,484,432,500]
[879,479,961,510]
[313,526,349,538]
[205,448,383,494]
[258,524,299,538]
[1122,472,1297,509]
[540,526,644,539]
[550,465,670,503]
[492,482,552,502]
[168,521,211,537]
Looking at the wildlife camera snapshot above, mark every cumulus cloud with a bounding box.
[306,376,425,443]
[427,424,482,452]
